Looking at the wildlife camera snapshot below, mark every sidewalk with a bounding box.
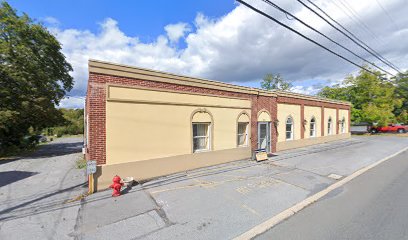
[75,136,408,240]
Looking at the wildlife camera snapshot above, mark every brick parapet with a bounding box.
[277,96,350,110]
[86,73,268,165]
[86,72,349,165]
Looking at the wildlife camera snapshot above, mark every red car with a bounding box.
[370,124,408,133]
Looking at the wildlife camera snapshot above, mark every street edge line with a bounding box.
[233,146,408,240]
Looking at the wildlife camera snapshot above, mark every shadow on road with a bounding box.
[0,171,38,188]
[29,141,83,159]
[0,140,83,165]
[0,182,87,221]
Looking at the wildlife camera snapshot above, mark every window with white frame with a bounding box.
[328,117,333,135]
[310,117,316,137]
[341,117,346,133]
[193,123,210,152]
[237,122,248,146]
[286,117,294,140]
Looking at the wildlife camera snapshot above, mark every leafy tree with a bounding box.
[396,110,408,124]
[318,68,401,126]
[49,108,84,137]
[392,71,408,121]
[261,73,293,91]
[0,2,73,154]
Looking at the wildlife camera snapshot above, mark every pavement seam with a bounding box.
[233,146,408,240]
[141,139,360,190]
[143,188,173,227]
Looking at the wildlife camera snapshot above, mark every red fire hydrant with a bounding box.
[109,175,124,197]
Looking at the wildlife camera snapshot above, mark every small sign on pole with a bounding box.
[86,160,97,175]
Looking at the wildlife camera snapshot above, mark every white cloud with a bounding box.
[49,0,408,108]
[291,85,321,95]
[164,22,191,43]
[43,16,60,26]
[58,97,85,109]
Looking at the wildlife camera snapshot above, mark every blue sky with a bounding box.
[5,0,407,108]
[8,0,235,44]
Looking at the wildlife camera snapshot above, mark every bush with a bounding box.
[0,135,38,157]
[76,156,86,169]
[46,109,84,137]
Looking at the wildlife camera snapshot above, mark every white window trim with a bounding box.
[310,117,316,138]
[341,118,346,133]
[286,117,294,141]
[192,123,211,153]
[328,117,333,135]
[237,122,249,147]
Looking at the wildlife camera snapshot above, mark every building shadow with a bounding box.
[0,140,83,165]
[29,141,83,159]
[0,171,38,188]
[0,182,87,221]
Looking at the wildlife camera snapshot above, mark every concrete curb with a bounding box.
[233,146,408,240]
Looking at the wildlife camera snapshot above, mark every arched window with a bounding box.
[341,117,346,133]
[310,117,316,137]
[286,116,294,140]
[327,117,333,135]
[237,112,250,147]
[191,109,212,152]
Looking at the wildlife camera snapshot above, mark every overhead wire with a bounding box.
[261,0,395,76]
[298,0,401,73]
[374,0,399,31]
[335,0,384,45]
[236,0,381,76]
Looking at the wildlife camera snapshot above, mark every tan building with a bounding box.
[85,60,351,191]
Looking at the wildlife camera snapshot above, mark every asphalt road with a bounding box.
[256,149,408,240]
[0,137,86,240]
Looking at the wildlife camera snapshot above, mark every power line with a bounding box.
[336,0,383,44]
[328,0,370,38]
[298,0,401,73]
[236,0,380,76]
[260,0,394,76]
[304,0,401,72]
[374,0,399,31]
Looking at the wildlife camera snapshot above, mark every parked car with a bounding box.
[29,135,47,143]
[38,135,47,142]
[351,122,371,134]
[370,124,408,134]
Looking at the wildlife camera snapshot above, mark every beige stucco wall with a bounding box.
[304,106,321,139]
[324,108,337,136]
[109,85,251,108]
[95,146,250,190]
[238,112,250,122]
[258,110,271,122]
[339,109,349,133]
[277,103,301,142]
[105,86,251,166]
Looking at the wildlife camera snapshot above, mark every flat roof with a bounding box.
[89,59,351,106]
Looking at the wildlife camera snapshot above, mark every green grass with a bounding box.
[354,133,408,137]
[76,155,87,169]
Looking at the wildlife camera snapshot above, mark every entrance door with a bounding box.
[258,122,271,152]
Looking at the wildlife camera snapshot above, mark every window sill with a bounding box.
[193,149,211,153]
[237,145,248,148]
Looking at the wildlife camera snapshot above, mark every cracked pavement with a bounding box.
[0,135,407,239]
